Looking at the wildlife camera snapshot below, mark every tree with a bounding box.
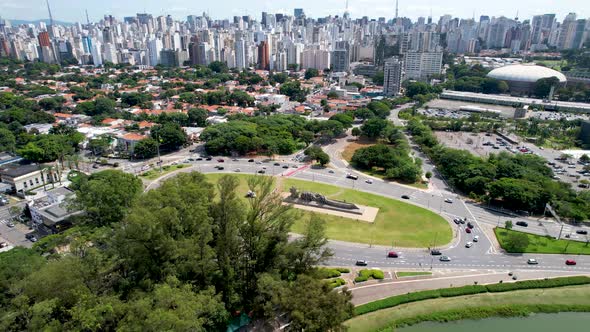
[372,71,384,85]
[580,154,590,163]
[503,231,530,252]
[305,146,330,166]
[304,68,319,79]
[92,97,116,116]
[0,128,16,153]
[327,91,339,99]
[74,170,142,227]
[533,76,561,99]
[351,127,361,138]
[360,118,388,138]
[329,113,354,128]
[425,171,433,179]
[208,61,228,73]
[133,138,158,159]
[151,123,187,150]
[18,135,74,163]
[88,135,112,156]
[505,220,513,229]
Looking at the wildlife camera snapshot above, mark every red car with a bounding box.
[465,228,472,233]
[387,251,398,258]
[566,259,577,265]
[217,159,224,162]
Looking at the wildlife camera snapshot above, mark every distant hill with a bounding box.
[8,19,75,26]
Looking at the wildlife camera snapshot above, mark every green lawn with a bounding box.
[344,285,590,332]
[140,164,188,180]
[495,228,590,255]
[201,174,451,247]
[396,271,432,277]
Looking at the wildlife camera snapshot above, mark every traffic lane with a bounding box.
[349,270,589,305]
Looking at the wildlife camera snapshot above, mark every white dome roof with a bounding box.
[487,64,566,83]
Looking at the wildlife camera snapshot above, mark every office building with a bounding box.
[383,57,403,96]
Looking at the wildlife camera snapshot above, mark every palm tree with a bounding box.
[66,154,81,171]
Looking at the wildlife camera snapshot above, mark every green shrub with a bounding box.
[315,268,341,279]
[163,165,171,171]
[486,276,590,292]
[355,269,385,283]
[326,278,346,289]
[439,285,486,297]
[176,164,186,169]
[336,267,350,273]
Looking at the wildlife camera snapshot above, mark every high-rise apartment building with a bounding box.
[257,40,269,70]
[404,51,443,80]
[383,57,403,96]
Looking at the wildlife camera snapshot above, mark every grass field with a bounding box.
[396,271,432,277]
[344,284,590,332]
[495,228,590,255]
[201,174,451,247]
[140,164,188,180]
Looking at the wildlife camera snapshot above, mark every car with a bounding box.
[387,251,398,258]
[328,170,335,173]
[465,242,473,248]
[512,275,518,280]
[401,195,410,199]
[566,259,577,265]
[459,218,466,224]
[439,256,451,262]
[453,218,461,224]
[92,164,99,169]
[274,163,280,166]
[346,173,358,180]
[576,230,588,235]
[527,258,539,265]
[217,159,225,162]
[292,165,298,168]
[430,249,442,256]
[282,165,289,169]
[196,157,203,161]
[234,168,241,172]
[206,157,212,161]
[473,235,480,242]
[467,222,474,229]
[365,179,373,184]
[6,221,15,228]
[248,159,255,162]
[0,242,8,248]
[444,198,453,203]
[262,166,267,170]
[516,221,529,227]
[256,161,262,165]
[258,170,265,174]
[465,228,472,233]
[25,234,38,242]
[188,158,195,161]
[355,260,368,266]
[508,271,514,276]
[232,158,238,161]
[217,166,224,170]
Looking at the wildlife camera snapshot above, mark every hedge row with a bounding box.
[315,267,351,279]
[355,276,590,316]
[355,269,385,283]
[326,278,346,289]
[379,304,590,332]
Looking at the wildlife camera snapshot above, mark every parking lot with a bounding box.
[425,99,516,118]
[435,131,516,157]
[530,111,590,121]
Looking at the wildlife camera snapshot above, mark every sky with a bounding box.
[1,0,589,24]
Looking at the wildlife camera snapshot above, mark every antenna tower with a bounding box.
[46,0,54,26]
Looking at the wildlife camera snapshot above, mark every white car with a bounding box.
[444,198,453,203]
[234,168,241,172]
[465,242,473,248]
[473,235,479,242]
[365,179,373,184]
[527,258,539,265]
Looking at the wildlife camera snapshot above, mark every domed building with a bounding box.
[486,64,567,95]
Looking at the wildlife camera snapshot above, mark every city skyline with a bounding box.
[1,0,590,24]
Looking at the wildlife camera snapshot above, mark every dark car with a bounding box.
[274,163,280,166]
[566,259,577,265]
[465,228,472,233]
[217,166,224,170]
[206,157,212,161]
[355,260,368,266]
[401,195,410,199]
[516,221,529,227]
[387,251,398,258]
[453,218,461,224]
[576,230,588,235]
[346,174,358,180]
[258,170,266,174]
[196,157,203,161]
[430,249,442,256]
[248,159,255,162]
[467,222,474,229]
[217,159,225,162]
[282,165,289,169]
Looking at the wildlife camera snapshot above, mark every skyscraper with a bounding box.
[38,31,51,47]
[332,41,350,72]
[257,40,269,70]
[294,9,304,19]
[383,57,403,96]
[234,39,246,70]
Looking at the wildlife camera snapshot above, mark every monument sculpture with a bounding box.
[285,187,363,215]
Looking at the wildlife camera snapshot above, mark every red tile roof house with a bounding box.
[116,132,147,155]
